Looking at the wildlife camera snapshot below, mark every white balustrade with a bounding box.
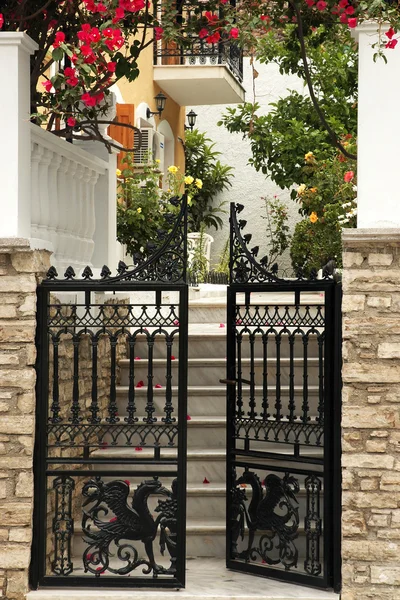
[29,124,112,271]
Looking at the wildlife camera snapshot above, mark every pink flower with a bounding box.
[229,27,239,39]
[67,117,77,127]
[154,26,164,41]
[386,39,398,49]
[316,0,327,10]
[344,171,354,183]
[386,27,395,40]
[42,80,53,92]
[0,14,4,29]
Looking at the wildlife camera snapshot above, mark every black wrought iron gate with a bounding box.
[226,203,341,591]
[31,197,188,589]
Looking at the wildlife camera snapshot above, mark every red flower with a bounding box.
[386,39,398,49]
[42,80,53,92]
[206,31,221,44]
[67,117,77,127]
[66,76,79,87]
[260,15,271,21]
[204,11,218,23]
[345,5,354,15]
[199,28,209,39]
[339,13,348,23]
[347,17,357,28]
[53,31,66,48]
[0,14,3,29]
[81,93,96,107]
[154,26,164,41]
[344,171,354,183]
[107,61,117,72]
[229,27,239,39]
[386,27,395,40]
[338,0,348,6]
[114,7,125,21]
[305,0,315,6]
[316,1,327,10]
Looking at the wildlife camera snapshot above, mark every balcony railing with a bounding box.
[153,1,243,83]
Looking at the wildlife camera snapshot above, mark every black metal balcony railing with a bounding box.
[153,1,244,83]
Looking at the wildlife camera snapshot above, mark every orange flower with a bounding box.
[310,212,318,224]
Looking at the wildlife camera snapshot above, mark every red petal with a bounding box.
[135,356,141,360]
[135,446,143,451]
[171,355,176,360]
[219,323,225,328]
[136,380,144,388]
[124,480,130,486]
[155,384,162,389]
[187,415,192,421]
[110,517,117,522]
[203,477,210,484]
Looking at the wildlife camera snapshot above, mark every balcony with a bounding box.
[153,2,245,106]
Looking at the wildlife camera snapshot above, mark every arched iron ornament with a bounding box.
[229,202,337,285]
[45,194,188,284]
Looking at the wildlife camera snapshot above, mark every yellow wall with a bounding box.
[117,43,186,172]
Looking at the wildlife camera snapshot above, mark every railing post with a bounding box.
[0,33,38,238]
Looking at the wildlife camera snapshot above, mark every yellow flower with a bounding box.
[116,169,122,177]
[167,189,171,193]
[195,178,203,189]
[304,151,314,163]
[155,158,161,164]
[137,207,142,214]
[184,175,194,185]
[310,187,318,193]
[168,165,178,174]
[297,184,306,196]
[187,195,192,205]
[310,212,318,224]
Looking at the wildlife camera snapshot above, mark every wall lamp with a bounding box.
[146,92,167,119]
[185,109,198,131]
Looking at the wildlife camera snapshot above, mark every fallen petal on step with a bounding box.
[155,383,162,388]
[134,356,141,360]
[203,477,210,484]
[135,446,143,451]
[124,480,130,486]
[187,415,192,421]
[171,355,176,360]
[136,380,144,388]
[173,319,180,326]
[219,323,225,328]
[110,517,117,523]
[99,441,108,449]
[261,559,266,564]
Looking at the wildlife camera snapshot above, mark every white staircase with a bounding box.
[28,286,339,600]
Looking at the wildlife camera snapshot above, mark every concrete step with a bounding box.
[131,329,321,360]
[27,557,339,599]
[115,385,322,420]
[119,357,320,388]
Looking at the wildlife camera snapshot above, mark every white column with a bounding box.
[355,22,400,228]
[0,33,38,238]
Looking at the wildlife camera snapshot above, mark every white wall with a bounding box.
[191,58,306,272]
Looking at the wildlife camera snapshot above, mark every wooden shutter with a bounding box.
[109,103,135,170]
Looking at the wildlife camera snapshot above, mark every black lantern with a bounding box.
[185,109,198,131]
[146,92,167,118]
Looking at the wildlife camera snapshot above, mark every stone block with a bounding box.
[343,252,365,268]
[343,491,398,509]
[5,569,28,597]
[10,250,50,274]
[0,503,32,526]
[367,296,392,309]
[0,416,34,435]
[381,472,400,491]
[370,566,400,586]
[365,439,387,452]
[0,457,32,469]
[0,369,36,390]
[0,323,36,344]
[344,363,400,384]
[18,294,36,317]
[342,510,367,536]
[17,393,34,414]
[0,306,17,319]
[342,453,394,470]
[8,528,31,543]
[0,544,30,569]
[342,406,397,428]
[378,342,400,359]
[15,472,33,498]
[342,540,399,560]
[367,513,389,527]
[368,253,393,267]
[0,354,19,366]
[342,294,365,312]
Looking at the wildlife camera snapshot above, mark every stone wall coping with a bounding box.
[343,228,400,246]
[0,238,53,254]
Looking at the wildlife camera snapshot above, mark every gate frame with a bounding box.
[225,202,342,592]
[30,197,189,590]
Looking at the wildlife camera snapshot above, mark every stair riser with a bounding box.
[120,364,320,388]
[132,338,320,360]
[115,394,322,420]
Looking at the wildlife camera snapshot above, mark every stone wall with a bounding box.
[342,230,400,600]
[0,239,51,600]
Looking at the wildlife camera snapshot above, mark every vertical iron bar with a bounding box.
[236,332,243,418]
[126,335,137,423]
[261,333,269,419]
[89,338,99,424]
[144,337,156,423]
[274,333,282,420]
[288,333,295,421]
[107,334,118,423]
[317,334,324,424]
[70,334,81,423]
[226,286,237,566]
[30,285,49,589]
[176,284,188,587]
[248,332,256,418]
[301,334,310,423]
[163,336,174,423]
[50,336,61,422]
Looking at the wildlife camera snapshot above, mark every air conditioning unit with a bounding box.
[153,131,165,173]
[133,127,155,166]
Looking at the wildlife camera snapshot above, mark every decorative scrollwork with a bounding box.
[82,476,174,577]
[155,478,179,574]
[234,470,300,571]
[51,476,75,576]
